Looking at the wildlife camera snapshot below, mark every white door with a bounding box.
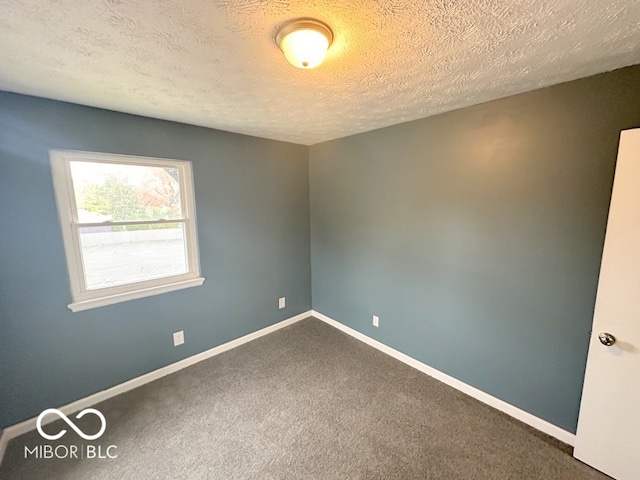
[574,128,640,480]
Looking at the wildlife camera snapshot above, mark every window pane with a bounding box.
[79,224,188,290]
[70,161,182,223]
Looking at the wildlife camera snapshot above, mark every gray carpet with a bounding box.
[0,317,608,479]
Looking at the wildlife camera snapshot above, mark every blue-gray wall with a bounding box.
[0,92,311,427]
[2,64,640,433]
[309,65,640,433]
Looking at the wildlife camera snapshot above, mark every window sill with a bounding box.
[68,277,206,312]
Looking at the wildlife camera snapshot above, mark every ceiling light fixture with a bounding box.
[275,18,333,69]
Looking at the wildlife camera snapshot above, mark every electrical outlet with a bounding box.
[279,297,286,309]
[173,330,185,346]
[373,315,379,327]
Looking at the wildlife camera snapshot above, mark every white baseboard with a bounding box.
[312,310,576,446]
[0,310,311,465]
[0,308,575,468]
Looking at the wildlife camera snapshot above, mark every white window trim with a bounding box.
[50,150,205,312]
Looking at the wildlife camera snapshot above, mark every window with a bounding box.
[50,150,204,312]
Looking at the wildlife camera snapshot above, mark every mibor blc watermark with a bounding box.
[24,408,117,460]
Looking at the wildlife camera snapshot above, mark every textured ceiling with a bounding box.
[1,1,639,145]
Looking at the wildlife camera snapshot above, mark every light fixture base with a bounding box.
[275,18,334,49]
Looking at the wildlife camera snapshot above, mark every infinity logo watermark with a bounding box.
[36,408,106,440]
[25,408,117,460]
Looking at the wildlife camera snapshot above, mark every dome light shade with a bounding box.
[276,19,333,69]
